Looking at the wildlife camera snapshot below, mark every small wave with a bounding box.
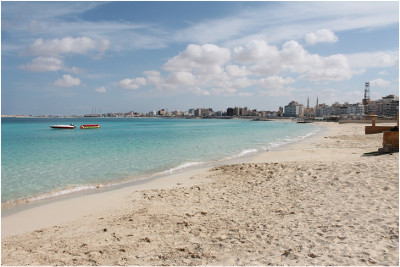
[162,161,204,174]
[265,129,319,151]
[237,149,258,157]
[223,148,258,161]
[2,184,102,208]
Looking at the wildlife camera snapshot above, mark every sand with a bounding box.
[1,122,399,265]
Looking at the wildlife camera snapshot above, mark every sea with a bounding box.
[1,117,319,206]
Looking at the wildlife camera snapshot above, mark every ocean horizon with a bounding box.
[2,117,319,207]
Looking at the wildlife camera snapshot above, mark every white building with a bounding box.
[284,101,304,117]
[347,103,365,115]
[315,104,332,117]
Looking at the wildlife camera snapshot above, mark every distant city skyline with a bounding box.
[2,1,399,116]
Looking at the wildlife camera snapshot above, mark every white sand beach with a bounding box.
[1,122,398,265]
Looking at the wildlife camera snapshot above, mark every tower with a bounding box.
[307,97,310,109]
[362,82,370,114]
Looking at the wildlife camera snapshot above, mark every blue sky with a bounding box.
[2,1,399,115]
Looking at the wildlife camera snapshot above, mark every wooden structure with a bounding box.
[365,115,394,134]
[378,113,399,154]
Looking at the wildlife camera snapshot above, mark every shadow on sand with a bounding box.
[362,151,398,157]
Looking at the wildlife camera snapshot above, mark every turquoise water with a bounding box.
[2,117,318,204]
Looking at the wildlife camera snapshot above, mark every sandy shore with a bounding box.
[2,122,398,265]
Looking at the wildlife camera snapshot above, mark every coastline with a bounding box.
[1,121,322,233]
[1,119,319,210]
[2,122,398,265]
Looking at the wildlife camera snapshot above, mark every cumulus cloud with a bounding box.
[118,77,146,90]
[20,57,64,72]
[259,76,295,89]
[226,65,249,77]
[300,54,352,81]
[143,70,162,85]
[165,72,196,87]
[233,40,352,81]
[305,29,338,45]
[370,78,390,87]
[28,36,110,57]
[163,44,230,77]
[233,40,279,64]
[116,39,358,97]
[95,86,106,93]
[54,74,81,87]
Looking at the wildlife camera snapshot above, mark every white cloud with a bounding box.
[118,77,146,90]
[370,78,390,87]
[190,87,211,96]
[233,40,279,64]
[305,29,338,45]
[347,50,399,68]
[20,56,82,73]
[54,74,81,87]
[165,72,196,88]
[232,77,253,89]
[4,1,398,58]
[95,86,106,93]
[259,76,295,89]
[119,39,357,97]
[259,86,295,97]
[143,71,162,87]
[20,57,64,72]
[233,40,352,82]
[28,37,110,57]
[300,54,352,81]
[172,2,398,48]
[163,44,230,76]
[210,87,239,96]
[226,65,248,77]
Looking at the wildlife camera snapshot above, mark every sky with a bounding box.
[1,1,399,115]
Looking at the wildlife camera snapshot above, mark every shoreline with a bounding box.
[2,122,324,236]
[2,122,398,265]
[2,120,321,213]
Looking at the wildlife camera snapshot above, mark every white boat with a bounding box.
[50,124,76,129]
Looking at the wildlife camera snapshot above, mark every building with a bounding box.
[347,103,365,115]
[278,107,284,117]
[368,95,399,117]
[331,102,349,116]
[284,101,304,117]
[148,111,157,117]
[234,107,241,116]
[315,104,332,117]
[158,109,166,116]
[188,109,196,116]
[195,108,212,117]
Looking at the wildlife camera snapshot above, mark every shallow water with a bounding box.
[2,117,318,204]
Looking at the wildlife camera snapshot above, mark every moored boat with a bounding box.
[50,124,76,129]
[80,124,101,129]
